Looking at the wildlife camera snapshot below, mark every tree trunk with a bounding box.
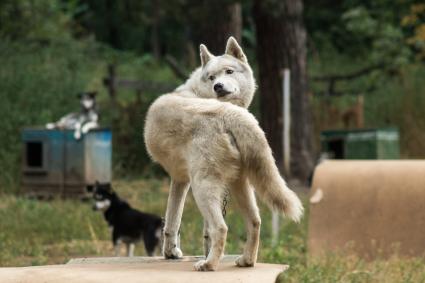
[150,0,161,59]
[253,0,314,181]
[192,1,242,54]
[105,0,120,49]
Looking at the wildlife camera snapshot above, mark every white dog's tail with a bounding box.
[224,109,304,222]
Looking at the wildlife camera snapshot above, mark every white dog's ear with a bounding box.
[200,44,213,67]
[225,36,247,63]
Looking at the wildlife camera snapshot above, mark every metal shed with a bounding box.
[320,128,400,159]
[21,128,112,198]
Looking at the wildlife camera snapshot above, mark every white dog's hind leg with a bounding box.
[231,177,261,267]
[192,179,228,271]
[163,180,190,259]
[203,220,211,257]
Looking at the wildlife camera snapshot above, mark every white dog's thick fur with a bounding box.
[144,37,303,271]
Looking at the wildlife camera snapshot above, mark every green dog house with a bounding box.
[320,128,400,159]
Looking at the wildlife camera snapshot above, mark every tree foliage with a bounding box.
[0,0,80,41]
[402,3,425,59]
[1,0,425,190]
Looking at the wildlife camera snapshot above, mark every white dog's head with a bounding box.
[78,92,97,111]
[189,37,256,108]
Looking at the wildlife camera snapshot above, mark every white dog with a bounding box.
[46,92,99,139]
[144,37,303,271]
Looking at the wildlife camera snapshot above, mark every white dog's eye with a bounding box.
[225,69,234,74]
[209,75,215,81]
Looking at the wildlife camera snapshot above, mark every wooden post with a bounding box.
[104,64,117,109]
[283,69,291,178]
[271,210,279,247]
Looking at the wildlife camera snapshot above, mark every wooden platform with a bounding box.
[0,256,288,283]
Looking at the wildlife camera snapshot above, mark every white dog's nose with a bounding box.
[214,83,224,92]
[214,83,231,97]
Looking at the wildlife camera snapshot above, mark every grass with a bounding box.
[1,178,424,282]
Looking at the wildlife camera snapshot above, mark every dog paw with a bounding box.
[46,123,55,129]
[194,259,216,271]
[235,255,254,267]
[164,247,183,259]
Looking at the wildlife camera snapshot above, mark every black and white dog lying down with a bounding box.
[46,91,99,140]
[92,182,163,257]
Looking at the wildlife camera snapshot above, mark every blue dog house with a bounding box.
[21,128,112,198]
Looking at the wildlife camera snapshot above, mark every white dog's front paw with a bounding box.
[74,132,81,140]
[194,259,216,271]
[164,246,183,259]
[235,255,255,267]
[46,123,55,129]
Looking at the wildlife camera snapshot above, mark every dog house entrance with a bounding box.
[26,141,44,168]
[328,139,345,159]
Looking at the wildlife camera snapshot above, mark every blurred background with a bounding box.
[1,0,425,281]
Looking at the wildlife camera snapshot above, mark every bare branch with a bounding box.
[164,55,188,81]
[311,63,386,82]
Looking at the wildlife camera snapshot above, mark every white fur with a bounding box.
[114,239,137,257]
[94,199,111,210]
[144,37,303,271]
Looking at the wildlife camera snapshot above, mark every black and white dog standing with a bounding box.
[46,91,99,139]
[92,182,163,257]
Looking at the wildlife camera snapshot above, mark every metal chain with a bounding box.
[221,189,230,217]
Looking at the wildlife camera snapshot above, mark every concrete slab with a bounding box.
[0,256,288,283]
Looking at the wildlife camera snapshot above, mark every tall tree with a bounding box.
[253,0,314,181]
[189,0,242,54]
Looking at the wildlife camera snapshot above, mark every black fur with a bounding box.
[92,182,163,256]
